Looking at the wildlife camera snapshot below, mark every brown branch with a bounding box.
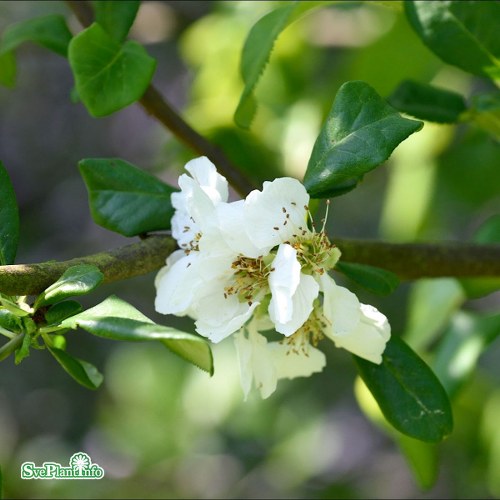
[0,235,176,296]
[65,0,256,196]
[2,236,500,297]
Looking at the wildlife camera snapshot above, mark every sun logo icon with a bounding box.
[69,452,91,476]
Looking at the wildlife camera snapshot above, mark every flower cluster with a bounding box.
[155,157,390,398]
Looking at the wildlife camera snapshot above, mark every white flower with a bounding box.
[155,156,392,399]
[235,318,326,400]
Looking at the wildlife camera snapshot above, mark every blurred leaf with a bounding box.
[433,311,500,397]
[460,215,500,298]
[68,23,156,117]
[405,1,500,79]
[303,81,423,198]
[0,297,30,317]
[0,14,72,57]
[235,3,295,129]
[93,0,140,42]
[44,300,84,325]
[48,347,103,390]
[0,463,2,499]
[335,261,399,295]
[355,376,439,489]
[0,309,22,333]
[79,158,176,236]
[0,333,24,362]
[397,434,438,490]
[388,80,467,123]
[0,162,19,266]
[0,51,16,88]
[468,93,500,140]
[405,278,465,351]
[14,332,31,365]
[234,2,323,128]
[354,336,453,442]
[35,265,103,309]
[61,296,214,374]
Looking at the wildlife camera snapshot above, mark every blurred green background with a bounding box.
[0,1,499,498]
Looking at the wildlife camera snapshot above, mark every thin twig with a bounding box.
[65,0,256,196]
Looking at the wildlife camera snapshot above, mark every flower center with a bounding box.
[225,255,274,305]
[280,305,327,355]
[289,231,340,276]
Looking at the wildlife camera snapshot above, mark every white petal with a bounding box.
[234,327,277,400]
[329,303,391,364]
[171,203,198,249]
[320,274,361,336]
[154,251,201,316]
[268,244,301,325]
[271,272,320,336]
[195,291,259,343]
[268,341,326,379]
[244,177,310,249]
[215,201,263,258]
[234,330,253,399]
[185,156,229,204]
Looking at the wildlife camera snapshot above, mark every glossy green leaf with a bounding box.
[405,1,500,79]
[0,297,31,317]
[234,2,324,128]
[0,162,19,266]
[93,0,140,42]
[0,14,72,57]
[303,81,423,198]
[61,296,214,374]
[388,80,467,123]
[0,51,16,88]
[68,23,156,117]
[44,300,83,325]
[48,347,103,390]
[14,332,31,365]
[354,336,453,442]
[433,311,500,397]
[79,158,176,236]
[336,261,399,296]
[35,265,103,309]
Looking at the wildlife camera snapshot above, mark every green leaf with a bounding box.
[93,0,140,42]
[433,311,500,397]
[405,278,465,351]
[460,215,500,298]
[388,80,467,123]
[0,297,31,317]
[48,347,103,390]
[68,23,156,117]
[354,336,453,442]
[467,93,500,140]
[0,309,23,333]
[405,1,500,79]
[79,158,176,236]
[234,2,324,128]
[303,81,423,198]
[0,51,16,88]
[396,435,438,490]
[14,332,31,365]
[35,265,103,309]
[0,333,24,362]
[44,300,83,325]
[0,162,19,266]
[0,463,3,500]
[0,14,72,57]
[61,296,214,374]
[335,261,399,296]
